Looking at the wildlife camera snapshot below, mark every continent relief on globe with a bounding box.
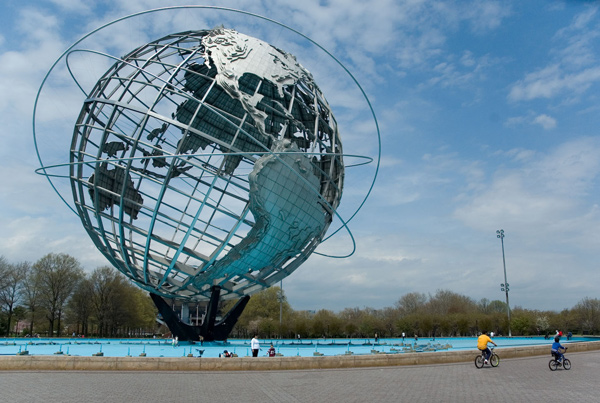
[194,139,326,290]
[173,28,322,175]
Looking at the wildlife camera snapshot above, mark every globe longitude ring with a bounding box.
[33,7,380,307]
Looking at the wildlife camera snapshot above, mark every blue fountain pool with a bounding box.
[1,336,595,358]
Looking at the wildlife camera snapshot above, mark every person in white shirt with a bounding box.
[251,335,260,357]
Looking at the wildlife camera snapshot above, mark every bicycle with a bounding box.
[475,347,499,368]
[549,348,571,371]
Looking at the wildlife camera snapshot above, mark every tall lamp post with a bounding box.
[278,279,283,338]
[496,229,511,337]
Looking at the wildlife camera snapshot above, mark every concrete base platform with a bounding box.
[2,340,599,371]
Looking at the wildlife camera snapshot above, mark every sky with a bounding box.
[1,0,600,313]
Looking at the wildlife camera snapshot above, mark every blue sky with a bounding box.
[1,0,600,312]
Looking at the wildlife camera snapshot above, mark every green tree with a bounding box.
[510,307,537,335]
[33,253,84,336]
[455,314,471,336]
[357,308,383,338]
[380,307,399,337]
[229,286,291,338]
[420,315,434,337]
[572,297,600,335]
[127,287,158,335]
[535,313,550,335]
[511,316,531,335]
[439,315,453,336]
[66,277,94,336]
[339,307,364,337]
[426,289,477,316]
[478,298,491,314]
[477,314,493,335]
[311,309,341,337]
[311,311,326,337]
[395,292,427,315]
[89,266,122,336]
[290,310,311,339]
[21,263,42,336]
[88,266,153,337]
[487,300,508,313]
[397,313,422,337]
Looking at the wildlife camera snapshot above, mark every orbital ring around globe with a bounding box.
[33,6,381,302]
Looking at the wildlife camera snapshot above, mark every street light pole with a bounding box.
[278,279,283,338]
[496,229,511,337]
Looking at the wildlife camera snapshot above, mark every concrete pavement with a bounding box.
[1,350,598,402]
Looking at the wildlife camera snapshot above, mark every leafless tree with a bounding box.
[0,258,27,336]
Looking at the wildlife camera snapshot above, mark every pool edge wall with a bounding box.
[2,340,599,371]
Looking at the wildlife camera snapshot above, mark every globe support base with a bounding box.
[150,286,250,342]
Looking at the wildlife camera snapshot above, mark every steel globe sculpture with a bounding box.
[34,8,379,341]
[73,27,343,301]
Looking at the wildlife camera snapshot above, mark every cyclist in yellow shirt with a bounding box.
[477,331,497,364]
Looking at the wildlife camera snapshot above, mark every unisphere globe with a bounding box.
[69,28,344,302]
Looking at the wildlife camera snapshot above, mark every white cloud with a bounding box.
[563,4,597,31]
[504,115,528,127]
[460,50,476,67]
[464,1,512,32]
[0,214,107,270]
[508,65,600,101]
[0,9,67,120]
[509,6,600,102]
[533,114,557,129]
[395,29,446,70]
[497,148,537,162]
[505,111,556,130]
[378,156,404,168]
[454,137,600,239]
[533,137,600,196]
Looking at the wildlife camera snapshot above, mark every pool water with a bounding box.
[0,336,593,358]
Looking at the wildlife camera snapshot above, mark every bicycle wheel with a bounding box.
[549,359,558,371]
[490,353,499,367]
[474,355,484,368]
[563,358,571,370]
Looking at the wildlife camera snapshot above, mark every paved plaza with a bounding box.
[1,350,598,402]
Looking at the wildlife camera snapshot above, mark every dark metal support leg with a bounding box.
[150,287,250,342]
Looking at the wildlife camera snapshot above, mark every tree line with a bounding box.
[0,254,156,337]
[2,254,599,339]
[227,288,600,339]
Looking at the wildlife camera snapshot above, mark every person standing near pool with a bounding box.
[477,330,497,364]
[251,335,260,357]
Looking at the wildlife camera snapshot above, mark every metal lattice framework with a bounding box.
[34,7,381,308]
[69,28,344,301]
